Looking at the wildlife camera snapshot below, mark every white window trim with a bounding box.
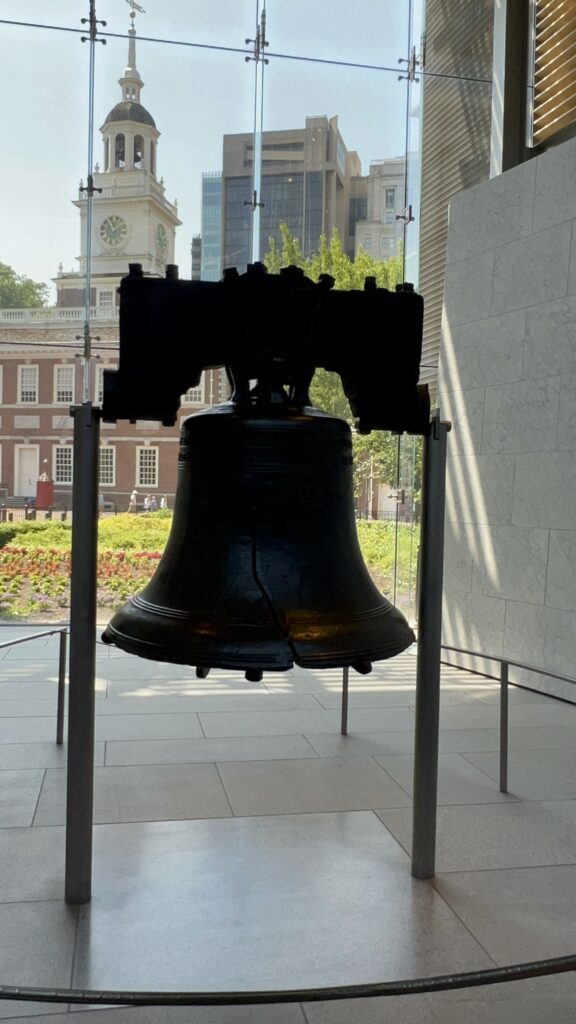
[136,445,159,488]
[17,365,39,404]
[98,288,115,308]
[53,364,75,405]
[53,444,74,485]
[99,445,116,487]
[95,363,117,405]
[182,372,205,405]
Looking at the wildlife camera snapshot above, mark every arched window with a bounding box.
[115,133,125,168]
[150,140,156,177]
[134,135,144,169]
[104,138,109,172]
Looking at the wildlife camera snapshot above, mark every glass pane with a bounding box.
[265,0,409,69]
[0,9,85,300]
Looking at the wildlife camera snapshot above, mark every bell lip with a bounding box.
[100,621,415,672]
[100,622,295,672]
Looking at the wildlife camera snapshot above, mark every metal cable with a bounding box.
[0,953,574,1006]
[0,19,492,85]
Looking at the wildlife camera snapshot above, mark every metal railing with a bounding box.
[0,628,68,744]
[441,644,576,793]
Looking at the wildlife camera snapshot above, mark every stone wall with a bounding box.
[439,136,576,700]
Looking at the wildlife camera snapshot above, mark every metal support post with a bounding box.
[499,661,509,793]
[341,666,349,735]
[411,415,450,880]
[65,403,100,905]
[56,630,68,746]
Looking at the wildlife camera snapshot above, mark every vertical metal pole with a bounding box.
[411,416,450,879]
[65,403,100,905]
[499,661,509,793]
[56,629,68,746]
[341,666,349,736]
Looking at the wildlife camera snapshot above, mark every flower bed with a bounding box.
[0,513,419,622]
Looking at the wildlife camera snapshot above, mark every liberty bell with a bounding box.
[101,262,429,680]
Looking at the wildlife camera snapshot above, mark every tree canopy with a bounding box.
[0,263,48,309]
[262,225,409,498]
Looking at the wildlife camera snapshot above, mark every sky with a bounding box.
[0,1,422,299]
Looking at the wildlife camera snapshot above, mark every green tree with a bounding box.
[0,263,48,309]
[263,224,406,498]
[263,223,403,292]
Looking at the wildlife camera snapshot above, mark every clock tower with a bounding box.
[56,8,181,308]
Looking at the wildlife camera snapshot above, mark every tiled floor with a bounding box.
[0,625,575,1021]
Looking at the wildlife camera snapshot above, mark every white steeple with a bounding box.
[56,0,181,301]
[119,7,144,103]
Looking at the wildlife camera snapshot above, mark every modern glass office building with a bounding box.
[200,173,223,281]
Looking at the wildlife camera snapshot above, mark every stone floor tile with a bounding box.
[70,814,491,993]
[0,741,104,770]
[198,708,415,738]
[94,713,204,741]
[34,764,232,825]
[0,769,45,827]
[434,865,576,964]
[0,900,77,1018]
[465,747,576,800]
[306,729,500,758]
[0,826,64,902]
[377,801,576,871]
[375,754,517,805]
[96,693,320,715]
[104,735,317,766]
[505,724,576,749]
[218,757,411,815]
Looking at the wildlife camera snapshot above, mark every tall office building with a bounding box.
[200,173,222,281]
[221,116,361,271]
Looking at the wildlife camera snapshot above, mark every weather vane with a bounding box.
[126,0,145,22]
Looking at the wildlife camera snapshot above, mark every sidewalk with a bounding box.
[0,624,575,1021]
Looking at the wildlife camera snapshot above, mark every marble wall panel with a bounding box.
[443,588,506,657]
[446,452,515,525]
[470,525,549,605]
[491,222,571,315]
[444,526,474,591]
[446,160,535,264]
[439,388,485,454]
[533,137,576,233]
[556,375,576,450]
[513,452,576,529]
[481,377,560,454]
[443,250,495,327]
[524,295,576,379]
[441,310,525,391]
[440,139,576,700]
[504,601,576,681]
[546,531,576,612]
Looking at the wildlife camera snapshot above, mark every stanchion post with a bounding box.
[341,666,349,736]
[65,402,100,905]
[411,414,450,879]
[56,629,67,746]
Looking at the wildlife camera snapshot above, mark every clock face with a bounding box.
[155,223,168,256]
[99,215,128,247]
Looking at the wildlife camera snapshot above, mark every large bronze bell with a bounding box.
[102,400,414,677]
